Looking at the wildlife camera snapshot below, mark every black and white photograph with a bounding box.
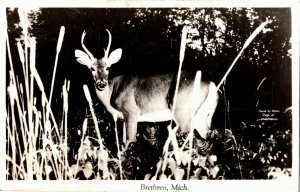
[1,1,299,191]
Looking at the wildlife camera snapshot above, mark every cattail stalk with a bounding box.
[83,85,103,148]
[49,26,65,106]
[114,121,123,180]
[217,21,268,90]
[162,26,188,173]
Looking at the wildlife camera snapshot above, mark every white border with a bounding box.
[0,180,299,192]
[0,0,7,186]
[0,1,299,192]
[1,0,299,8]
[291,3,300,191]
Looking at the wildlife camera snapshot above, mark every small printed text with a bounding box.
[140,183,189,191]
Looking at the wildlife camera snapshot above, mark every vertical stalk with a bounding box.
[6,33,16,179]
[74,118,88,178]
[162,26,188,172]
[49,26,65,106]
[217,21,268,90]
[170,26,188,122]
[114,121,123,180]
[28,38,37,179]
[187,70,202,179]
[83,85,103,149]
[63,80,70,179]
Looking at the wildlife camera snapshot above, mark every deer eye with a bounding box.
[91,67,96,72]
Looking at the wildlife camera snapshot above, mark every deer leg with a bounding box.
[205,90,218,130]
[122,122,126,145]
[193,82,218,139]
[124,116,138,149]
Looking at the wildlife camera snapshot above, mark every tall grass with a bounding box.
[6,10,291,180]
[5,8,128,179]
[6,22,70,179]
[5,18,214,180]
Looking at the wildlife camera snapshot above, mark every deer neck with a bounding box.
[95,82,124,121]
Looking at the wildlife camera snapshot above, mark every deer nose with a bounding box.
[95,79,107,91]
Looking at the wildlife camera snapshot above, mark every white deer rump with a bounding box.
[137,109,173,122]
[75,29,219,146]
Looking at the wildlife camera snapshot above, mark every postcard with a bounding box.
[1,0,299,191]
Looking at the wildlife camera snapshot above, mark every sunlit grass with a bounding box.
[5,20,217,180]
[5,10,292,180]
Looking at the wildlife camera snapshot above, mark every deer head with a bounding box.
[75,29,122,91]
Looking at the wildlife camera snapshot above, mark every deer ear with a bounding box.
[107,48,122,66]
[75,50,92,67]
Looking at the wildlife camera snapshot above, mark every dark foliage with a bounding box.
[6,7,292,180]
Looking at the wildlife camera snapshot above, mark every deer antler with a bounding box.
[81,30,95,61]
[104,29,112,59]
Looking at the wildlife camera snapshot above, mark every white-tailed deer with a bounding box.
[75,29,218,147]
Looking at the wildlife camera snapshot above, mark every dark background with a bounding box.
[6,8,292,136]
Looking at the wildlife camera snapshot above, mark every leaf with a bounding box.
[180,151,190,166]
[102,172,111,180]
[97,150,109,177]
[190,175,198,180]
[95,173,102,180]
[91,147,97,159]
[98,160,108,174]
[45,165,53,176]
[69,164,80,176]
[253,153,257,158]
[77,147,87,161]
[159,173,168,180]
[193,168,202,178]
[167,158,177,175]
[45,148,52,161]
[19,173,24,180]
[209,165,219,179]
[192,156,200,166]
[144,173,152,180]
[198,155,207,167]
[83,162,93,179]
[174,168,185,180]
[208,155,217,165]
[97,148,109,161]
[83,137,91,146]
[87,149,94,159]
[190,168,201,180]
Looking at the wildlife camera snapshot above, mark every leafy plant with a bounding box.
[6,8,292,181]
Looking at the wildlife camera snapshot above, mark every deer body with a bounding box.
[75,30,218,147]
[95,71,218,144]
